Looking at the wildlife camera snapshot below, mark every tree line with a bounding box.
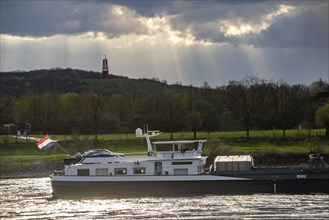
[1,76,328,140]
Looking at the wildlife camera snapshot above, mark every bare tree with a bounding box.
[186,111,203,139]
[316,103,329,136]
[0,94,13,124]
[276,81,290,138]
[85,92,104,142]
[224,76,269,138]
[160,91,188,139]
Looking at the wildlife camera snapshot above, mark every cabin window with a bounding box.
[155,144,172,152]
[115,168,127,175]
[179,143,198,152]
[133,167,146,174]
[96,168,108,176]
[172,161,193,165]
[174,169,188,175]
[77,169,90,176]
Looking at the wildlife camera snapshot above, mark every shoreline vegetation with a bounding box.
[1,129,328,179]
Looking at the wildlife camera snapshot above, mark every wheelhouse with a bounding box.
[60,140,207,177]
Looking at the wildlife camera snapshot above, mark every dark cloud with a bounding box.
[109,0,178,17]
[242,3,329,49]
[0,1,148,37]
[1,0,327,49]
[165,1,328,49]
[1,1,65,36]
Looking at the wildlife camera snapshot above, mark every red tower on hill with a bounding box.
[102,55,109,79]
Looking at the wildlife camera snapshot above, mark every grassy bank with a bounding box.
[1,129,328,178]
[1,129,328,164]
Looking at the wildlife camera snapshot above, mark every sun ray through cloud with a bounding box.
[0,1,327,86]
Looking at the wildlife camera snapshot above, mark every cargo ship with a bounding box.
[51,129,329,198]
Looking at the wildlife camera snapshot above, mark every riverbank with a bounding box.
[0,162,63,179]
[1,132,328,178]
[1,153,328,179]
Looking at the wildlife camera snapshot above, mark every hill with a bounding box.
[1,68,328,137]
[0,68,188,97]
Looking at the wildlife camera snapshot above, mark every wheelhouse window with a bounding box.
[180,143,198,152]
[96,168,108,176]
[115,168,127,175]
[155,144,172,152]
[133,167,146,174]
[77,169,90,176]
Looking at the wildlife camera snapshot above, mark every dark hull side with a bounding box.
[52,179,329,199]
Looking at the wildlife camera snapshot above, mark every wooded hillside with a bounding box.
[0,68,183,96]
[1,69,328,138]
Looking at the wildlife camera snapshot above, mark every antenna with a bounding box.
[135,128,162,156]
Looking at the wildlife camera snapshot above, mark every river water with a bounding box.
[1,178,328,219]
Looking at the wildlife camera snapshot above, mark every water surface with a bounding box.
[1,178,328,219]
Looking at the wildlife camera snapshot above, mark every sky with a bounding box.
[0,0,328,87]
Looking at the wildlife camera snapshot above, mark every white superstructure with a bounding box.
[60,129,207,177]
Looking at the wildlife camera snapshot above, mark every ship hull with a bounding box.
[51,176,329,198]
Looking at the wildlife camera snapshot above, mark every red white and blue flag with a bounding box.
[36,135,57,150]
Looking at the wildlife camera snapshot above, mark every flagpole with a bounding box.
[55,142,70,155]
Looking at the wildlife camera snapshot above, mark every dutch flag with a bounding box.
[36,135,57,150]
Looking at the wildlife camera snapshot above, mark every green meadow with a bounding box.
[0,129,328,164]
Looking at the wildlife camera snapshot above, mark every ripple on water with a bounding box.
[1,178,329,219]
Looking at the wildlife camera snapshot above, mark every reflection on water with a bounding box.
[1,178,328,219]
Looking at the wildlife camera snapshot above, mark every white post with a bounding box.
[145,136,153,155]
